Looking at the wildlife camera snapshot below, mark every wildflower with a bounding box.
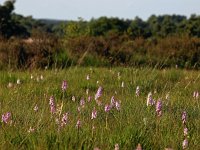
[2,112,11,124]
[86,89,89,95]
[76,119,81,128]
[115,101,120,111]
[95,86,103,100]
[182,139,188,149]
[61,113,69,126]
[86,74,90,80]
[61,80,67,91]
[49,96,56,114]
[30,74,34,79]
[195,91,199,99]
[121,81,124,88]
[28,127,35,133]
[96,80,99,84]
[193,91,196,98]
[115,143,119,150]
[182,111,187,124]
[88,96,92,102]
[92,125,95,130]
[91,107,97,120]
[40,75,44,80]
[146,92,155,106]
[34,104,38,112]
[105,104,111,112]
[136,86,140,97]
[193,91,199,99]
[77,106,81,112]
[136,143,142,150]
[17,79,21,85]
[72,96,76,102]
[184,127,188,137]
[156,100,162,117]
[80,98,85,107]
[110,96,116,107]
[7,82,13,88]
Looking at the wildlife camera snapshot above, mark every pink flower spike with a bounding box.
[121,81,124,88]
[156,100,162,117]
[72,96,76,102]
[105,104,111,112]
[115,101,121,111]
[182,139,188,149]
[136,144,142,150]
[76,119,81,128]
[88,96,92,102]
[110,96,115,108]
[182,111,187,124]
[196,92,199,99]
[95,86,103,100]
[61,113,69,126]
[184,127,188,137]
[28,127,35,133]
[147,92,155,106]
[2,112,11,124]
[86,74,90,80]
[193,91,199,99]
[49,96,56,114]
[136,86,140,97]
[193,91,196,98]
[77,106,81,112]
[91,107,97,120]
[80,98,85,107]
[34,104,38,112]
[115,143,119,150]
[61,80,67,91]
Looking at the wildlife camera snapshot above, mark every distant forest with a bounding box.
[1,0,200,69]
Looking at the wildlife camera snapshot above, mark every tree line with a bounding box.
[1,1,200,39]
[1,0,200,69]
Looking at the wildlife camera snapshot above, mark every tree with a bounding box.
[88,17,129,36]
[64,18,89,38]
[186,15,200,37]
[0,0,15,37]
[160,16,176,37]
[0,0,28,38]
[127,17,151,38]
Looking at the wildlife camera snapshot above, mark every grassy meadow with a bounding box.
[0,67,200,149]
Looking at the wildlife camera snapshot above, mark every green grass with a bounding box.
[0,67,200,149]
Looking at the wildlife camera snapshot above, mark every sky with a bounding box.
[1,0,200,20]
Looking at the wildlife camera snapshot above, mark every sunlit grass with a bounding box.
[0,67,200,149]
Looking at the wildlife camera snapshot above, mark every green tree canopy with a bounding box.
[0,0,28,38]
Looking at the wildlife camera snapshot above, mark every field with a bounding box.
[0,67,200,149]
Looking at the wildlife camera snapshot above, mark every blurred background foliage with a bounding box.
[1,0,200,69]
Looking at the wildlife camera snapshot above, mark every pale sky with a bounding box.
[1,0,200,20]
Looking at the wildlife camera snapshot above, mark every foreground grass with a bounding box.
[0,67,200,149]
